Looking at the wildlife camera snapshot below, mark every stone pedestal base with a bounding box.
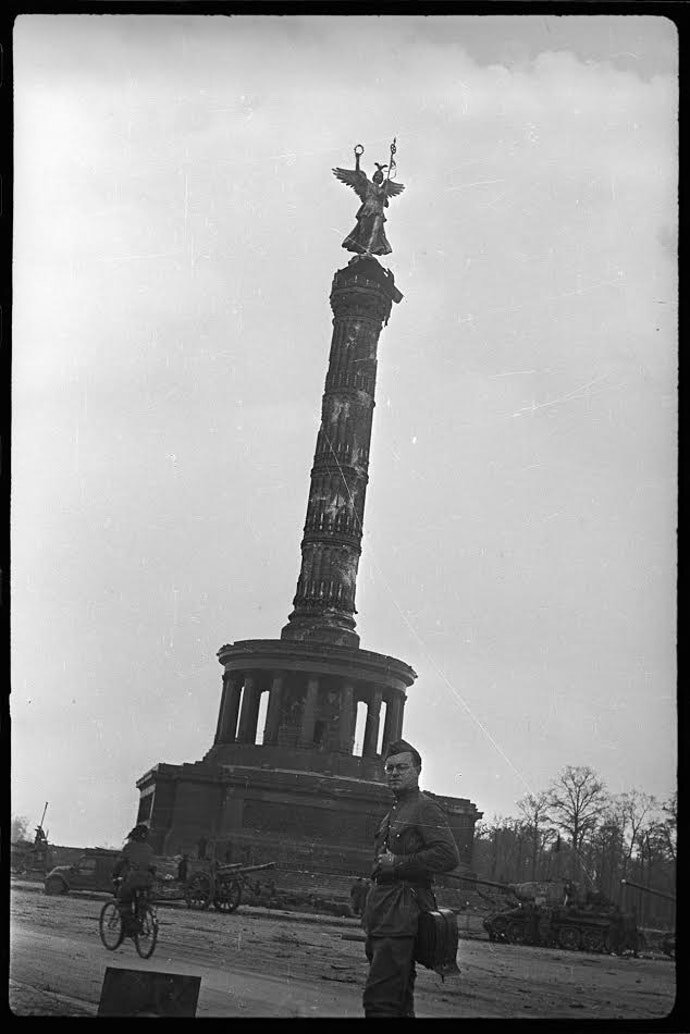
[136,757,481,876]
[135,638,480,872]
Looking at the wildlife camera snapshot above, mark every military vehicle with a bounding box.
[11,803,52,875]
[620,878,675,958]
[465,875,639,954]
[44,848,121,895]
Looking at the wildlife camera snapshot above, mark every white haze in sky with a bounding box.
[12,14,677,848]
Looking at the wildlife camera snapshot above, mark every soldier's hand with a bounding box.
[376,850,396,875]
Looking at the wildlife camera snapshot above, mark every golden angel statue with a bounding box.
[333,141,405,257]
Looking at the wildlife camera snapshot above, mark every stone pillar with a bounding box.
[236,674,260,744]
[213,674,229,744]
[281,258,403,649]
[381,692,399,756]
[396,693,406,741]
[217,673,243,744]
[263,672,285,746]
[338,681,355,754]
[299,676,320,746]
[363,688,383,757]
[382,690,405,748]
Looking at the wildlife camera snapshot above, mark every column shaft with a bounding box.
[213,674,230,745]
[281,261,399,649]
[396,694,406,741]
[338,681,355,753]
[218,674,243,743]
[236,675,260,744]
[263,672,285,746]
[299,676,320,746]
[381,692,399,755]
[363,688,383,757]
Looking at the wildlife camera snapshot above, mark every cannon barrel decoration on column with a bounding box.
[280,254,403,648]
[135,140,482,875]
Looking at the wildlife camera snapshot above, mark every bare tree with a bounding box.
[11,815,30,841]
[517,792,555,880]
[473,773,674,915]
[546,766,609,877]
[614,788,657,876]
[658,791,677,862]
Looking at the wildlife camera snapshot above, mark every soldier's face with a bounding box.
[384,751,420,794]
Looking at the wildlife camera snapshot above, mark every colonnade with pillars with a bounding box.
[213,669,405,758]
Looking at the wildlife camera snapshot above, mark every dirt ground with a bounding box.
[10,880,676,1019]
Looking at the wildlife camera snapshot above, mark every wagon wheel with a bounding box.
[214,878,241,913]
[557,925,582,951]
[184,872,213,910]
[506,920,527,945]
[581,927,606,953]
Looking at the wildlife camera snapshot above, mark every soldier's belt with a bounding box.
[373,874,431,889]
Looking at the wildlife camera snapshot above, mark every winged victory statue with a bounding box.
[333,140,405,257]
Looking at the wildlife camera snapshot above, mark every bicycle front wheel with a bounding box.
[99,901,124,950]
[134,906,159,959]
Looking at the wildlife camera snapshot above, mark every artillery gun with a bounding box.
[463,874,639,954]
[11,802,52,875]
[183,860,276,913]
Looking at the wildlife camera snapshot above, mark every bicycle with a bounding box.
[99,883,158,959]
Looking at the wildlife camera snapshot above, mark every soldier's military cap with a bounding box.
[384,739,422,768]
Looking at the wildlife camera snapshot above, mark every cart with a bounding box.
[183,861,276,914]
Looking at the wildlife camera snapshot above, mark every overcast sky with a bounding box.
[12,14,677,849]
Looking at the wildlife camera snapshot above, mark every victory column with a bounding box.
[135,142,481,876]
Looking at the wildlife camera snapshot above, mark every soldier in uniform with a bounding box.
[361,739,460,1018]
[33,825,49,868]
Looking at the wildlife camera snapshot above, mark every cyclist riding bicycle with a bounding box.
[112,823,156,933]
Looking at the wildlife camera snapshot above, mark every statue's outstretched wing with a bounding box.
[385,180,405,199]
[332,167,369,202]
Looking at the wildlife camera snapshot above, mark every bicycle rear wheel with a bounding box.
[99,901,124,950]
[134,906,159,959]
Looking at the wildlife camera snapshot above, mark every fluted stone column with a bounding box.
[216,673,244,744]
[299,676,320,746]
[363,688,383,757]
[381,692,399,756]
[395,693,406,741]
[214,673,230,744]
[281,258,402,648]
[338,681,355,754]
[263,672,285,746]
[382,690,405,748]
[236,674,260,744]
